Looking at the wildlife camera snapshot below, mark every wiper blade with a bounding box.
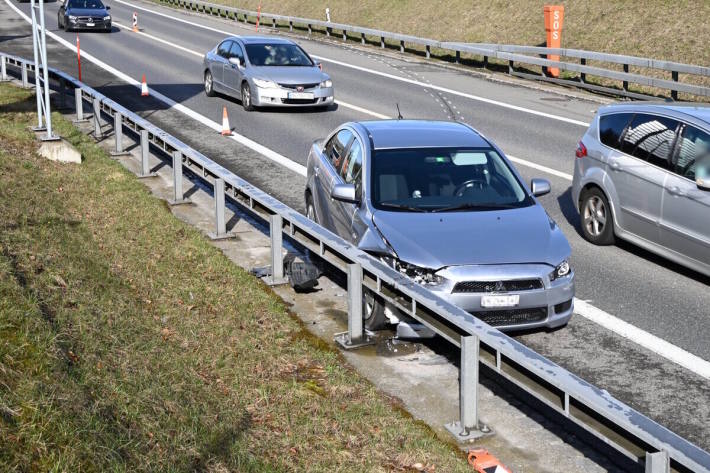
[379,202,428,212]
[431,202,519,213]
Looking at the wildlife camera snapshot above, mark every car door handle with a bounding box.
[667,186,686,197]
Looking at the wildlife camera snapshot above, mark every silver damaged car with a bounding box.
[203,36,334,110]
[305,120,575,332]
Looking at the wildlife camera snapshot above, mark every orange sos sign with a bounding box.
[544,5,565,77]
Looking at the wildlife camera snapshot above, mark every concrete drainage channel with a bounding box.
[3,53,710,473]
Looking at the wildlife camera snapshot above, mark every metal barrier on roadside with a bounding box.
[156,0,710,101]
[2,51,709,473]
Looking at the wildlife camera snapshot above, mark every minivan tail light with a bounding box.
[575,141,587,158]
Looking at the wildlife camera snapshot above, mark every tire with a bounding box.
[204,70,215,97]
[305,193,317,222]
[241,81,254,111]
[579,187,615,245]
[363,290,388,331]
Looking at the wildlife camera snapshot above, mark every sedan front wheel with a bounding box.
[241,82,254,112]
[204,70,215,97]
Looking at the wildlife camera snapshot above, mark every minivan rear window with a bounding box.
[599,113,633,149]
[620,114,679,170]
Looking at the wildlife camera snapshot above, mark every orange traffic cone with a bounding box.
[132,12,138,32]
[140,74,149,97]
[467,449,511,473]
[221,106,232,136]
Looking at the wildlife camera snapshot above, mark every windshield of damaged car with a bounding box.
[67,0,105,8]
[371,147,532,212]
[244,43,313,67]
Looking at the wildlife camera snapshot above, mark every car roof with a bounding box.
[355,120,490,150]
[598,102,710,126]
[226,36,296,45]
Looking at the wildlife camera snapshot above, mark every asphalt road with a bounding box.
[1,0,709,450]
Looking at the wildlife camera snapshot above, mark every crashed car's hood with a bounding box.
[372,204,570,269]
[249,66,326,85]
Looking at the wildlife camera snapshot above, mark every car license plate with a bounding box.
[287,92,314,100]
[86,22,95,26]
[481,294,519,308]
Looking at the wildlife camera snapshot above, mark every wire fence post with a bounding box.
[168,151,191,205]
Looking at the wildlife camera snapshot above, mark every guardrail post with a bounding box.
[136,129,157,178]
[73,88,89,123]
[272,18,276,29]
[289,20,293,31]
[1,55,10,82]
[308,24,312,34]
[92,97,103,140]
[508,59,514,75]
[342,30,347,41]
[622,63,629,91]
[111,112,130,156]
[645,451,669,473]
[455,50,460,64]
[425,45,430,59]
[580,57,587,83]
[168,150,191,205]
[671,71,679,100]
[400,40,405,53]
[262,214,288,284]
[21,62,28,88]
[335,263,374,349]
[380,36,385,48]
[244,13,248,23]
[361,32,365,45]
[326,26,331,37]
[483,55,488,70]
[445,335,490,442]
[208,178,233,240]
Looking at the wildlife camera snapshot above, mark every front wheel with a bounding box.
[241,82,254,111]
[204,70,215,97]
[579,187,615,245]
[305,193,317,223]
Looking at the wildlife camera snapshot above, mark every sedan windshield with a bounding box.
[371,147,532,212]
[67,0,105,8]
[244,43,313,67]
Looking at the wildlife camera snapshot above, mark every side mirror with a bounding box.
[315,60,322,71]
[697,178,710,191]
[228,57,243,68]
[105,5,110,9]
[531,178,551,197]
[331,183,359,204]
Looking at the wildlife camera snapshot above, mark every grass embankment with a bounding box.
[0,82,469,472]
[226,0,709,67]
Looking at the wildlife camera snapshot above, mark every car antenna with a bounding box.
[396,103,403,120]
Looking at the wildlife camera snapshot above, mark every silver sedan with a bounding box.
[203,36,334,111]
[305,120,575,332]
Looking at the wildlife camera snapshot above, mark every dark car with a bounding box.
[57,0,112,32]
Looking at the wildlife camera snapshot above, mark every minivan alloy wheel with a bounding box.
[583,195,606,236]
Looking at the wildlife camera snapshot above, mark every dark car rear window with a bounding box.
[599,113,633,149]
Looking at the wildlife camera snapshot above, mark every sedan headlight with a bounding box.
[252,78,277,89]
[549,260,571,281]
[320,79,332,88]
[104,15,111,21]
[68,15,77,21]
[394,260,445,286]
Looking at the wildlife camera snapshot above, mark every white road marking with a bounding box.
[5,0,709,379]
[574,300,710,380]
[113,0,590,128]
[5,0,306,176]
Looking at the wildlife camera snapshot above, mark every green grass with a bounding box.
[0,82,470,472]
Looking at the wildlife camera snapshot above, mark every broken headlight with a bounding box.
[394,261,445,286]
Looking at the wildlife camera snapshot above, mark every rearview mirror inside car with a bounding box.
[331,183,359,204]
[530,178,551,197]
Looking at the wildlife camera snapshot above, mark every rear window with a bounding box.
[620,114,679,170]
[599,113,633,149]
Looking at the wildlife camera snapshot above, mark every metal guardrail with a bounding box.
[2,51,709,473]
[155,0,710,101]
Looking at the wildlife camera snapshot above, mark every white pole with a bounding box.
[30,0,43,129]
[39,0,55,139]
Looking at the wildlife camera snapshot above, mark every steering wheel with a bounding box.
[454,179,486,197]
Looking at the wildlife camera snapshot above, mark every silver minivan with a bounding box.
[572,103,710,276]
